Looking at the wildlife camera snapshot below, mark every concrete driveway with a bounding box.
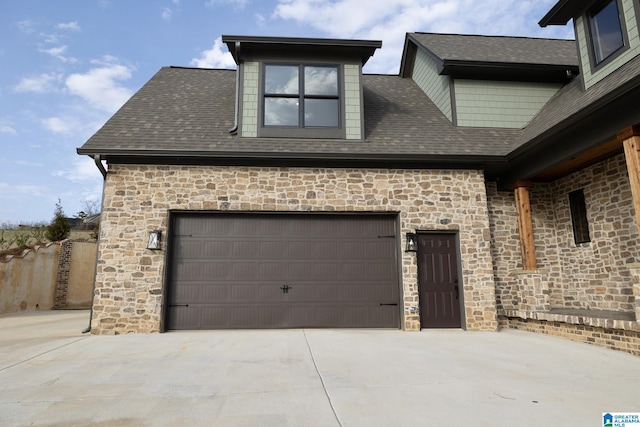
[1,311,639,427]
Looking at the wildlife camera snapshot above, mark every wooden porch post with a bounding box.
[514,181,537,270]
[619,125,640,237]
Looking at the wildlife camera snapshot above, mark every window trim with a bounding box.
[569,189,591,245]
[585,0,629,71]
[258,62,345,139]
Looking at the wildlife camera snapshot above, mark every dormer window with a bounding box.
[588,0,626,65]
[221,35,381,140]
[265,65,339,127]
[261,64,343,138]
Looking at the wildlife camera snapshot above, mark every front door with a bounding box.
[417,234,462,328]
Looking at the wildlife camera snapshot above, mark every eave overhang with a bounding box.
[495,75,640,187]
[440,61,579,83]
[539,0,583,26]
[76,147,506,173]
[399,33,578,83]
[222,35,382,66]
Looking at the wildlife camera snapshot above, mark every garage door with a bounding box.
[166,213,400,329]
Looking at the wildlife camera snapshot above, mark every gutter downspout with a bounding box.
[82,154,107,334]
[94,154,107,179]
[229,41,241,134]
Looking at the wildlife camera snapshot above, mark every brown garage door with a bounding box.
[166,213,400,329]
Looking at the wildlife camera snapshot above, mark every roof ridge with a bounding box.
[409,32,574,42]
[168,65,236,71]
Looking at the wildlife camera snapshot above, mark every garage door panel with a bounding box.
[172,283,201,303]
[167,214,400,329]
[202,240,231,257]
[258,262,286,280]
[201,284,230,302]
[203,262,230,279]
[175,261,203,280]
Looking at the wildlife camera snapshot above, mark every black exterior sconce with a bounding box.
[405,232,417,253]
[146,230,162,250]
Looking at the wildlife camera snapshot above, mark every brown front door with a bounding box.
[417,234,462,328]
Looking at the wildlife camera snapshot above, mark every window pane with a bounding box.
[304,99,339,127]
[590,0,624,63]
[304,66,338,96]
[265,65,299,94]
[265,98,298,126]
[569,189,590,244]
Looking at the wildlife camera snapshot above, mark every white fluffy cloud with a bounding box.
[40,45,77,63]
[1,125,17,135]
[0,182,47,198]
[53,156,103,183]
[190,37,236,69]
[41,117,72,133]
[65,58,134,112]
[161,7,173,21]
[271,0,572,73]
[205,0,248,8]
[14,73,62,93]
[56,21,81,31]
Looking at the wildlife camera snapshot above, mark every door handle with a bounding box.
[280,285,292,294]
[454,285,459,300]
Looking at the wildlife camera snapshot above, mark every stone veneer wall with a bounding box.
[487,154,639,313]
[548,154,638,311]
[499,317,640,357]
[486,181,521,311]
[92,164,498,334]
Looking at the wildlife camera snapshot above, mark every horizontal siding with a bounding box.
[241,61,259,137]
[344,64,362,140]
[411,48,452,121]
[454,80,561,128]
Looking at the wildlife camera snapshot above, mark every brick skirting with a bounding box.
[499,316,640,357]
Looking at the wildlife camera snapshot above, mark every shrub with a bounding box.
[45,200,71,242]
[31,225,47,245]
[13,232,32,250]
[0,230,15,253]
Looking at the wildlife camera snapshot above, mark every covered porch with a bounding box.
[495,126,640,355]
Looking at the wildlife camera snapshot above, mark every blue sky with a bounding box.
[0,0,573,225]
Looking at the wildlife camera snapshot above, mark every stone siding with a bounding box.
[499,316,640,357]
[487,154,639,314]
[92,164,498,334]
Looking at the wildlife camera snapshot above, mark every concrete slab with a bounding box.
[1,311,639,426]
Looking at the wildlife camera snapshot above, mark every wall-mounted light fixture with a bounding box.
[146,230,162,250]
[405,232,417,253]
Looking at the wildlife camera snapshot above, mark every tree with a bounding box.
[45,199,71,242]
[81,198,100,216]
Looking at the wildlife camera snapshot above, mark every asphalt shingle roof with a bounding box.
[78,66,520,159]
[77,34,640,169]
[521,53,640,145]
[408,32,578,66]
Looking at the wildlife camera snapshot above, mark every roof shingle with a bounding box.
[78,66,520,159]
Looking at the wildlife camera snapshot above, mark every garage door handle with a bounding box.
[170,304,189,307]
[380,303,398,306]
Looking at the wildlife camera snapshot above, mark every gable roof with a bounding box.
[402,32,578,82]
[77,66,520,169]
[77,32,640,186]
[409,32,578,66]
